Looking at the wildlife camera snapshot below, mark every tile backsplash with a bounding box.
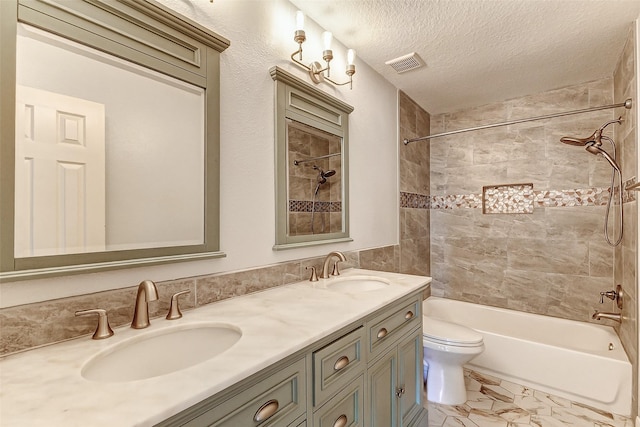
[0,245,401,356]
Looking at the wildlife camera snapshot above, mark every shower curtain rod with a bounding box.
[293,152,340,165]
[403,98,633,145]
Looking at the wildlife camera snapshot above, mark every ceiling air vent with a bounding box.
[385,52,424,74]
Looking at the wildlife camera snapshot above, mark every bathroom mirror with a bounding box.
[0,0,229,280]
[270,67,353,249]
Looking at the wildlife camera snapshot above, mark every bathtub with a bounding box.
[423,297,632,417]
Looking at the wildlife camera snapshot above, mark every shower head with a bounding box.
[560,131,598,146]
[585,142,621,172]
[313,166,336,184]
[560,116,624,146]
[313,167,336,195]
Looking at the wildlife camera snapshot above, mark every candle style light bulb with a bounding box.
[296,10,305,31]
[347,49,356,65]
[320,31,334,76]
[293,10,306,60]
[345,49,356,89]
[322,31,333,50]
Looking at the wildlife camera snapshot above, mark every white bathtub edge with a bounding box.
[424,297,632,417]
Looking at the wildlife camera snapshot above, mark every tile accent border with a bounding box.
[401,185,626,212]
[289,200,342,213]
[623,176,637,203]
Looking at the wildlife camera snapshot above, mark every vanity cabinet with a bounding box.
[156,292,427,427]
[365,297,425,427]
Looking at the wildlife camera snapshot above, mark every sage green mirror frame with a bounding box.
[0,0,229,281]
[270,67,354,250]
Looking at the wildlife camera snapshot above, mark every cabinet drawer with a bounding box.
[313,327,365,407]
[183,357,306,427]
[368,297,421,357]
[313,376,364,427]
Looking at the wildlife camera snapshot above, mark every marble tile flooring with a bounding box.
[426,370,633,427]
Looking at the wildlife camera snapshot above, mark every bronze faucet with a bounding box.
[131,280,159,329]
[321,251,346,279]
[592,310,621,323]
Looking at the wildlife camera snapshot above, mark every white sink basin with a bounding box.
[82,323,242,383]
[325,276,390,292]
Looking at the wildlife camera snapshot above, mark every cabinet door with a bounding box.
[397,331,423,427]
[366,348,397,427]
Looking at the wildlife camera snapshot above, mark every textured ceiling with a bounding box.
[290,0,640,114]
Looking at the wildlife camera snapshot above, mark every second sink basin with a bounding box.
[325,276,390,292]
[82,323,242,383]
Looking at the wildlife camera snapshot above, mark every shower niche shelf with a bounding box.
[482,183,534,215]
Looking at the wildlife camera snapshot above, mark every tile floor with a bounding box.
[426,369,634,427]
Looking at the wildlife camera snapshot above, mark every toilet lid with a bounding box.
[423,317,483,346]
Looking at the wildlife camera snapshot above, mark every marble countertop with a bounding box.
[0,268,430,427]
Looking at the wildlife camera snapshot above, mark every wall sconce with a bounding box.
[291,11,356,89]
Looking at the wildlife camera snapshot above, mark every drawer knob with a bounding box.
[254,399,279,422]
[333,414,348,427]
[333,355,350,371]
[377,327,388,339]
[405,310,414,320]
[395,387,406,398]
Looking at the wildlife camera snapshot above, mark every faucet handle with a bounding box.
[166,290,191,320]
[75,308,114,340]
[306,266,319,282]
[331,260,342,276]
[599,290,618,304]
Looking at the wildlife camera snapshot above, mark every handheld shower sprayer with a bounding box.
[585,142,621,172]
[313,165,336,192]
[311,165,336,234]
[559,117,624,246]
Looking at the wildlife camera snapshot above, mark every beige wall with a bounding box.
[613,23,639,420]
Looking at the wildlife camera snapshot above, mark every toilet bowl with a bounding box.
[423,316,484,405]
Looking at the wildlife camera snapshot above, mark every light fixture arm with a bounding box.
[289,15,355,89]
[290,48,355,88]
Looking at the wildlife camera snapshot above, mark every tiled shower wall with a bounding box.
[428,77,620,321]
[613,24,638,419]
[287,124,342,236]
[399,91,431,276]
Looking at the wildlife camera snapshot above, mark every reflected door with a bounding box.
[15,86,106,257]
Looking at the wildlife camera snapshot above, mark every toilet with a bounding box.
[422,316,484,405]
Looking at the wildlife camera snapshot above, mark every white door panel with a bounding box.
[15,85,106,257]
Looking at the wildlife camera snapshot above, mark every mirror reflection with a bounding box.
[15,24,205,257]
[287,120,342,236]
